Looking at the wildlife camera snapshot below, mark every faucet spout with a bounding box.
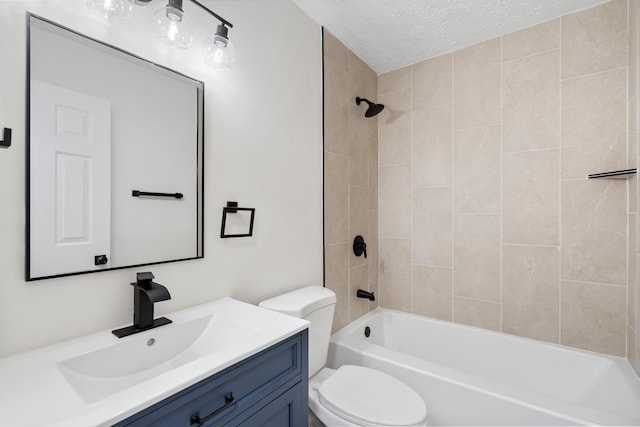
[112,272,172,338]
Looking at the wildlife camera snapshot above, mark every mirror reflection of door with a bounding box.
[30,80,111,278]
[27,14,205,280]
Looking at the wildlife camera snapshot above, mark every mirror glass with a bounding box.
[27,14,204,280]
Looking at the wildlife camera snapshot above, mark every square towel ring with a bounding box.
[220,201,255,238]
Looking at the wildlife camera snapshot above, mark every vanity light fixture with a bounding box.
[87,0,134,21]
[87,0,235,69]
[153,0,195,50]
[203,23,235,69]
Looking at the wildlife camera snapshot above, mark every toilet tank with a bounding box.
[259,286,336,377]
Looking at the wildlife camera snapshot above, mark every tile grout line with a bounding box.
[559,14,564,346]
[410,63,415,315]
[560,64,628,83]
[346,50,352,325]
[499,34,504,334]
[451,52,456,323]
[637,5,640,362]
[561,278,629,288]
[627,0,631,358]
[502,46,561,65]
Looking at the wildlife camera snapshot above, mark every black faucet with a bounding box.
[112,272,172,338]
[133,272,171,329]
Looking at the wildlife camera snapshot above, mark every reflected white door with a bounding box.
[30,80,111,278]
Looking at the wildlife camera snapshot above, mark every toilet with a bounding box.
[259,286,428,427]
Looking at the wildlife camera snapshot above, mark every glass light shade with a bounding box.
[203,34,235,69]
[87,0,134,21]
[153,5,194,49]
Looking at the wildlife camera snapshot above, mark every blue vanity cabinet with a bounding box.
[113,330,308,427]
[224,381,305,426]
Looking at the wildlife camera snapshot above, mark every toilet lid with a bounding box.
[318,365,427,426]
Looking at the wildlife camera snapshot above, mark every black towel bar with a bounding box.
[132,190,184,199]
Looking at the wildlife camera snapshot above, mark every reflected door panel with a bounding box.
[30,80,111,277]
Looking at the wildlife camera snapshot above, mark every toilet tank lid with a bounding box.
[259,286,336,318]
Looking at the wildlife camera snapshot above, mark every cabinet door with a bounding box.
[113,331,308,427]
[223,383,306,427]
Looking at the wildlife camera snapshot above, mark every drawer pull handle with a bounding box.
[190,392,235,425]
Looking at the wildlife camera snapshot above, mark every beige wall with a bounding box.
[630,0,640,374]
[323,30,379,332]
[377,0,631,357]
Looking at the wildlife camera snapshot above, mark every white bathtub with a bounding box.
[327,308,640,426]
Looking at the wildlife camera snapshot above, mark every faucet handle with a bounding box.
[136,272,155,288]
[353,235,367,258]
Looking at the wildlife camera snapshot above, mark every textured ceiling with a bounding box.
[291,0,608,74]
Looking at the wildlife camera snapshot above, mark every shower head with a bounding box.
[355,97,384,117]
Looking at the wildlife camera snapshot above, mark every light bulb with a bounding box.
[153,2,194,49]
[203,25,235,69]
[87,0,134,21]
[168,20,179,41]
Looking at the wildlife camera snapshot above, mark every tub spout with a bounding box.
[356,289,375,301]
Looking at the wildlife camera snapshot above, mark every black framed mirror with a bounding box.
[26,13,204,280]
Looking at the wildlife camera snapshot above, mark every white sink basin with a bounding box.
[0,297,308,427]
[57,312,257,403]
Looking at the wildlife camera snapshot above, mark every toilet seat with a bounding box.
[318,365,428,427]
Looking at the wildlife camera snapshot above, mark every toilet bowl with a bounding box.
[310,366,428,426]
[259,286,428,427]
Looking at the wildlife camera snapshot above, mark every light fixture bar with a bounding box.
[188,0,233,28]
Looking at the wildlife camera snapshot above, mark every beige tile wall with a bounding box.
[323,30,379,332]
[378,0,631,357]
[630,0,640,374]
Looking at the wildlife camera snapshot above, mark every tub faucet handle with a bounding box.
[353,235,367,258]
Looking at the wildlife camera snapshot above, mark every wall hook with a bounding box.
[0,128,12,148]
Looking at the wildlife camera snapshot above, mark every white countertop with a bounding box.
[0,298,308,427]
